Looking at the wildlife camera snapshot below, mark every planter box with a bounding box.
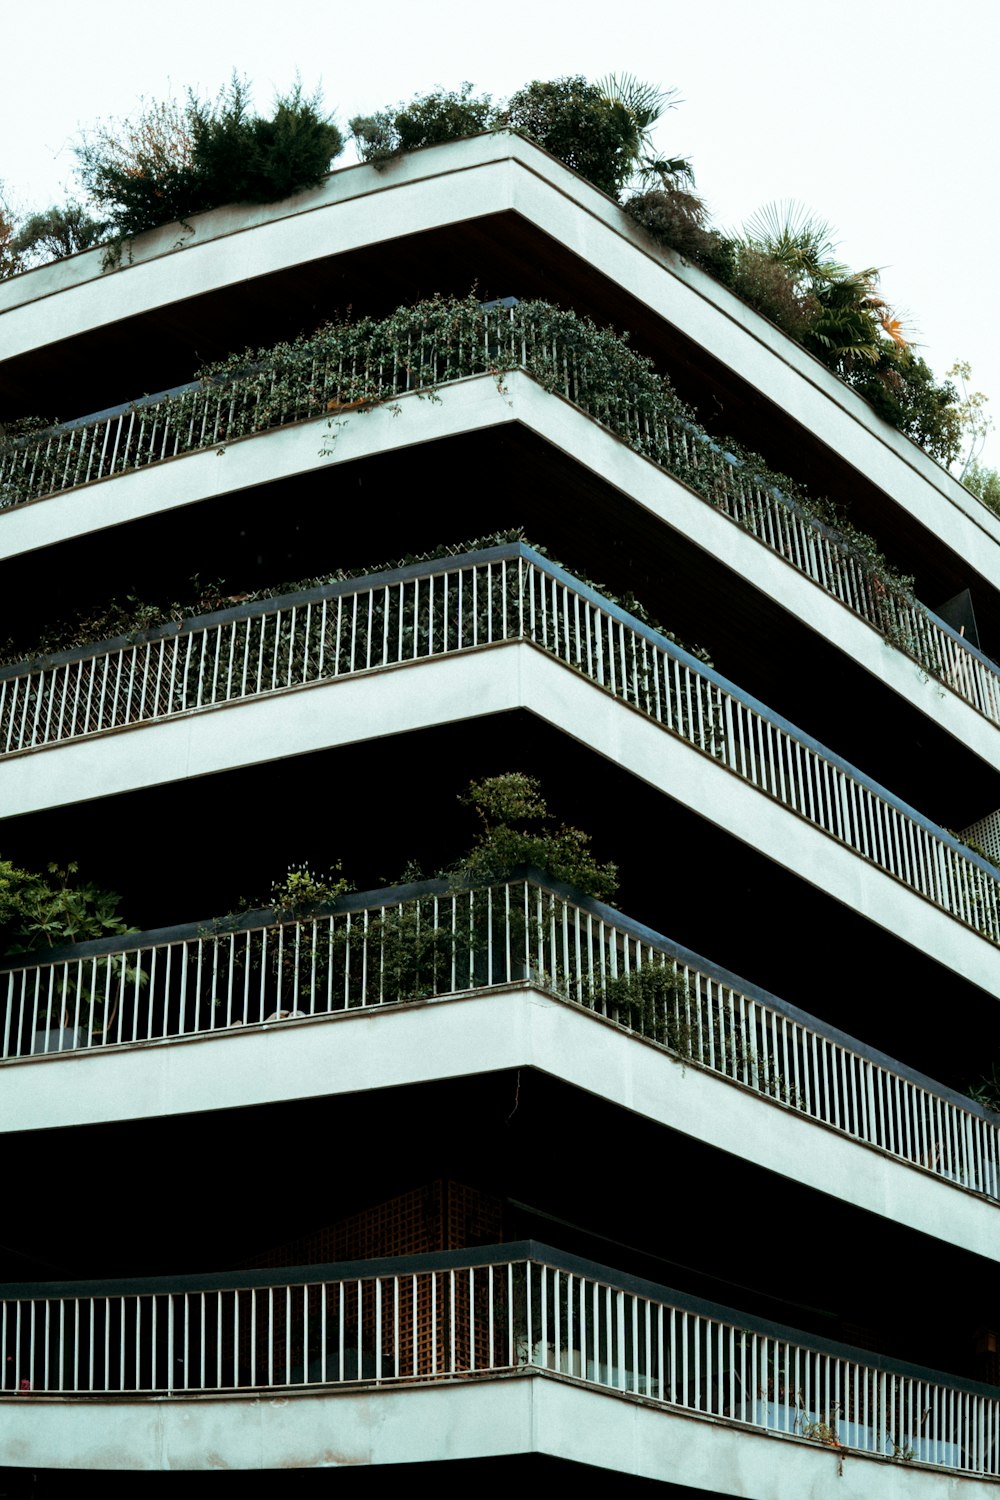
[29,1027,79,1056]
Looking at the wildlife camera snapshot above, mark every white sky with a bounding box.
[2,0,998,466]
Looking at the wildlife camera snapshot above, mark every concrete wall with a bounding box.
[3,984,995,1259]
[1,1369,994,1495]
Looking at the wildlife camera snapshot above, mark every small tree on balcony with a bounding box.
[455,772,618,902]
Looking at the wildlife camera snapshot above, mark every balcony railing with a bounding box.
[2,1243,997,1477]
[4,542,1000,950]
[4,870,997,1203]
[1,302,997,728]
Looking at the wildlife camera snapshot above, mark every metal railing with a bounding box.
[4,542,1000,949]
[1,304,997,727]
[2,1244,997,1477]
[5,870,998,1203]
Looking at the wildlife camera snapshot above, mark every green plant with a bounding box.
[596,964,693,1051]
[351,83,493,165]
[967,1063,1000,1113]
[9,204,106,267]
[75,76,343,246]
[0,858,141,1040]
[502,76,641,199]
[0,183,21,278]
[267,861,351,920]
[453,772,618,902]
[1,292,933,679]
[964,458,1000,516]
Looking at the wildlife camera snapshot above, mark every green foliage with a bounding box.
[265,861,352,921]
[9,204,106,266]
[0,182,23,278]
[454,772,618,901]
[351,83,493,164]
[189,78,343,207]
[0,530,710,675]
[503,76,639,198]
[628,189,965,463]
[2,292,923,675]
[845,354,962,466]
[0,858,131,955]
[625,189,736,280]
[964,459,1000,517]
[967,1064,1000,1114]
[598,964,692,1050]
[0,858,139,1040]
[363,902,455,1002]
[75,76,343,242]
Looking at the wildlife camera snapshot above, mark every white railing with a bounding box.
[5,873,997,1203]
[1,305,996,727]
[4,543,1000,948]
[2,1245,996,1477]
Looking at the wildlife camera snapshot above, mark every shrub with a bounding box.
[728,245,818,341]
[845,354,962,467]
[502,76,638,198]
[625,186,702,248]
[455,772,618,901]
[76,77,343,242]
[351,83,493,164]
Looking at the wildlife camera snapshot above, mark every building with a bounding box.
[1,130,999,1496]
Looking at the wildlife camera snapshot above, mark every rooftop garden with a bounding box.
[1,72,991,485]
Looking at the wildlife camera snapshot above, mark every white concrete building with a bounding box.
[1,133,999,1497]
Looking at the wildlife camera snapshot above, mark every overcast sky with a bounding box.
[3,0,998,466]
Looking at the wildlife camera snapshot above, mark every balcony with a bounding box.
[3,870,997,1215]
[2,300,997,735]
[4,543,1000,980]
[1,1243,997,1484]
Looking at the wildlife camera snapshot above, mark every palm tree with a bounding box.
[597,74,695,190]
[740,201,909,371]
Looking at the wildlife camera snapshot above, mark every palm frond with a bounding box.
[741,200,838,277]
[597,74,679,132]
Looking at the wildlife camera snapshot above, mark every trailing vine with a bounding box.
[1,295,925,672]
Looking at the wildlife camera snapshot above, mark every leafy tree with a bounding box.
[76,93,198,239]
[739,202,905,371]
[963,458,1000,517]
[597,73,692,191]
[502,76,643,198]
[10,203,106,266]
[846,354,962,467]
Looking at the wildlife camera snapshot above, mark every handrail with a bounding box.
[4,868,997,1202]
[1,1242,996,1476]
[1,302,998,729]
[3,542,1000,948]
